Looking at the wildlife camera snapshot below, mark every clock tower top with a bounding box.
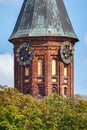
[9,0,78,42]
[9,0,79,97]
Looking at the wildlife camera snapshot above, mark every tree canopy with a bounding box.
[0,85,87,130]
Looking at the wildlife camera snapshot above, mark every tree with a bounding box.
[0,86,87,130]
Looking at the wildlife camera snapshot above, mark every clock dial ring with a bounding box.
[60,41,74,64]
[16,43,34,66]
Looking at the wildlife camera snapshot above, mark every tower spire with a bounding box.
[9,0,78,42]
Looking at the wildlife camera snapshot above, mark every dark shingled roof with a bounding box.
[9,0,78,41]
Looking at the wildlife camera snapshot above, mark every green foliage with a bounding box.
[0,86,87,130]
[44,94,87,130]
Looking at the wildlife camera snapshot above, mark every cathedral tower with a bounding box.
[9,0,78,97]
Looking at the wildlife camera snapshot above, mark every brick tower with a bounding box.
[9,0,78,97]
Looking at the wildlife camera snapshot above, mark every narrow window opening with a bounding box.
[52,86,57,93]
[25,87,30,94]
[25,66,29,76]
[52,59,56,76]
[64,87,67,96]
[38,59,43,76]
[24,66,29,83]
[64,65,67,77]
[52,59,57,82]
[38,85,45,97]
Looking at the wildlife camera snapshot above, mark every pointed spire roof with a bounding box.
[9,0,78,42]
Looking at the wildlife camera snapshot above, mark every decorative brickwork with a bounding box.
[12,37,74,97]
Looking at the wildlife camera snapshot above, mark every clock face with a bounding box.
[16,43,34,66]
[60,41,74,64]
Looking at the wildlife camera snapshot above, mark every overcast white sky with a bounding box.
[0,53,14,87]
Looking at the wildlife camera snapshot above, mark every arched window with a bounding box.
[24,66,29,83]
[25,88,30,94]
[64,87,67,96]
[52,59,57,82]
[64,66,67,77]
[38,59,43,76]
[52,86,57,93]
[25,66,29,76]
[38,85,45,96]
[52,59,57,76]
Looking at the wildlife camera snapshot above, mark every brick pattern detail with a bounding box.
[13,37,74,98]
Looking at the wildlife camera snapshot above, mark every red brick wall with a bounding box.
[13,37,74,97]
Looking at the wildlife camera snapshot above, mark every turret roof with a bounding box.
[9,0,78,42]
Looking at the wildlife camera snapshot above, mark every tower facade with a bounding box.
[9,0,78,97]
